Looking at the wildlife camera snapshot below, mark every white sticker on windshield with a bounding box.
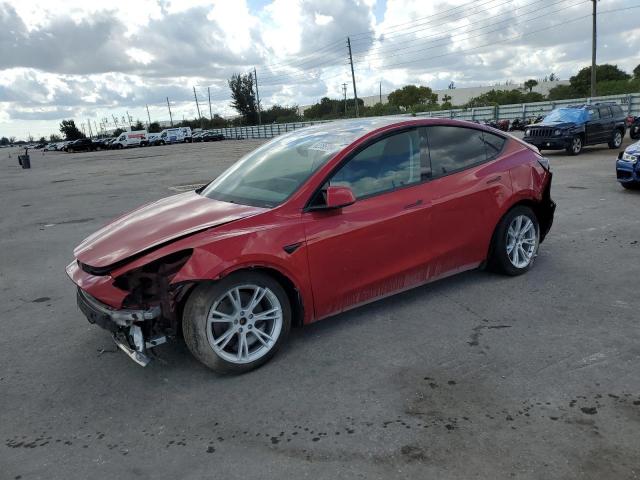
[308,142,341,152]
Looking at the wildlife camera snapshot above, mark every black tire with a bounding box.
[608,129,624,149]
[159,140,165,146]
[487,206,540,276]
[566,135,583,155]
[183,271,292,374]
[621,182,640,190]
[630,128,640,140]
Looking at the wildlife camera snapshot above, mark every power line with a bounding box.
[350,0,571,57]
[352,0,587,64]
[353,5,640,73]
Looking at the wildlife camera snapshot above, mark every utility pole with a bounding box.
[193,87,203,129]
[347,37,359,117]
[342,83,348,116]
[379,81,382,104]
[146,104,151,129]
[254,67,262,126]
[93,120,99,138]
[112,114,119,128]
[87,119,93,139]
[166,97,173,127]
[126,111,132,129]
[590,0,597,98]
[207,87,213,120]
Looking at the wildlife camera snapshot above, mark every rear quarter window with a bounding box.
[611,105,624,117]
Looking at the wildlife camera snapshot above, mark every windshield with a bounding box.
[200,118,402,208]
[543,108,590,124]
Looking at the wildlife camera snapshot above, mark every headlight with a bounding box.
[525,129,531,136]
[622,152,638,163]
[553,129,562,136]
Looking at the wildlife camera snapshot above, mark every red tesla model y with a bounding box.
[67,117,555,373]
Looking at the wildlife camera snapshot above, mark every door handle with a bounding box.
[486,175,502,184]
[403,199,423,209]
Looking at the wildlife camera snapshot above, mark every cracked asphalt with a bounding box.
[1,136,639,479]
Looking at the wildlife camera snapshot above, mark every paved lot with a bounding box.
[1,136,639,480]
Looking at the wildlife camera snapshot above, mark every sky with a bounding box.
[1,0,639,140]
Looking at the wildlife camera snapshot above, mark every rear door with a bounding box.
[585,107,602,144]
[598,106,614,143]
[423,126,512,271]
[303,128,432,319]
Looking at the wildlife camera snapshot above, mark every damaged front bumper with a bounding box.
[76,288,166,366]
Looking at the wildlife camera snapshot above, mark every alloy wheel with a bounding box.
[572,136,582,154]
[206,285,283,364]
[506,215,537,269]
[613,131,622,147]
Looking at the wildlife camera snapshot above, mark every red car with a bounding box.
[67,117,555,373]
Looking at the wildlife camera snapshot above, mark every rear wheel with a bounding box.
[608,129,623,149]
[488,206,540,276]
[183,272,291,374]
[566,135,582,155]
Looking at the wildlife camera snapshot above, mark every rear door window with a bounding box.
[425,126,488,177]
[599,106,612,118]
[482,132,506,160]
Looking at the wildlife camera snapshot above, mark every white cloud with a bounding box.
[1,0,639,139]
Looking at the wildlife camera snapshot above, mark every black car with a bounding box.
[523,103,626,155]
[65,138,95,152]
[629,116,640,140]
[202,131,225,142]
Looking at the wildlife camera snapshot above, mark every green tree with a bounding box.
[388,85,437,109]
[49,134,61,142]
[38,136,46,143]
[59,119,85,140]
[261,105,301,123]
[132,120,145,131]
[112,128,125,138]
[302,97,364,120]
[466,89,544,107]
[569,64,631,95]
[634,64,640,80]
[523,79,538,93]
[228,73,258,124]
[549,72,558,81]
[0,137,8,146]
[148,122,162,133]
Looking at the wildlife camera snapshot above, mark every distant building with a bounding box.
[299,80,570,114]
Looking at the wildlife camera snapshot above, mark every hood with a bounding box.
[626,141,640,156]
[75,191,267,268]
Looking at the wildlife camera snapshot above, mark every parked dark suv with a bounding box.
[523,103,626,155]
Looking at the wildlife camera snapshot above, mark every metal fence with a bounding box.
[211,93,640,140]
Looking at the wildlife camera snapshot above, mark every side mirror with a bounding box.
[325,185,356,209]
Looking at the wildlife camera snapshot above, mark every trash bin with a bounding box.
[18,148,31,169]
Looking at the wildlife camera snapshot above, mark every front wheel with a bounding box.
[566,135,582,155]
[621,182,640,190]
[183,272,291,374]
[488,206,540,276]
[608,129,623,149]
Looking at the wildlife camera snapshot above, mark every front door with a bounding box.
[303,128,432,320]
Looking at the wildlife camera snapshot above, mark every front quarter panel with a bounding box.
[117,209,316,324]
